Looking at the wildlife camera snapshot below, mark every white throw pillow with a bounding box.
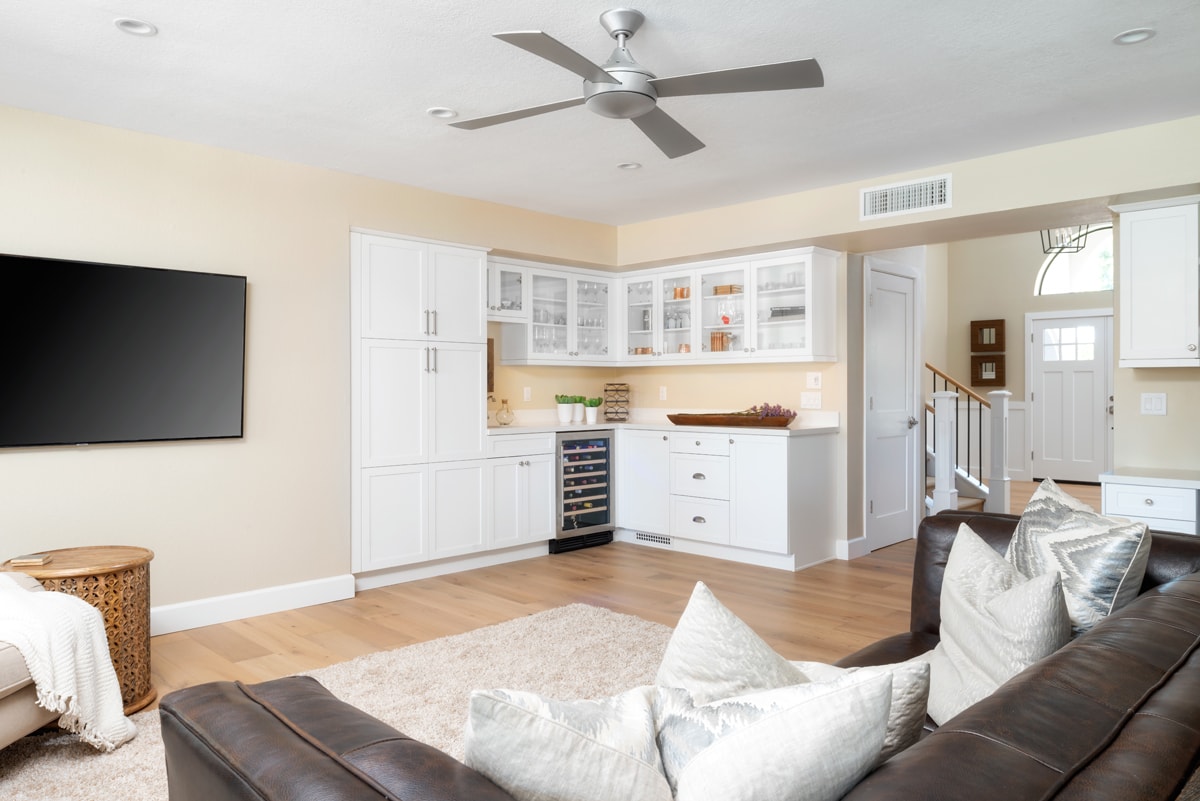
[463,685,672,801]
[1006,477,1150,635]
[654,673,892,801]
[657,581,929,765]
[791,659,930,762]
[923,522,1071,725]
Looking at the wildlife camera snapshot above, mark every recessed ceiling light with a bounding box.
[1112,27,1156,45]
[114,18,158,37]
[427,107,458,119]
[617,162,642,170]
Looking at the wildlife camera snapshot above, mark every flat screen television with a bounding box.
[0,253,247,448]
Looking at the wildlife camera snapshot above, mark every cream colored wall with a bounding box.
[945,232,1113,399]
[923,244,950,371]
[0,108,613,606]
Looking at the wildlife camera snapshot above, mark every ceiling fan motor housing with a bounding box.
[584,47,657,119]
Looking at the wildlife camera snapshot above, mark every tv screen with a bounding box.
[0,253,247,448]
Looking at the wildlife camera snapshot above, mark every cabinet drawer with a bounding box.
[671,497,730,544]
[486,433,556,458]
[670,433,730,456]
[1103,484,1198,524]
[670,454,730,500]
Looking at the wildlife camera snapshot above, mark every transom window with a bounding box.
[1042,325,1096,362]
[1035,225,1113,295]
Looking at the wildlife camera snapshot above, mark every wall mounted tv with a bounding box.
[0,253,247,448]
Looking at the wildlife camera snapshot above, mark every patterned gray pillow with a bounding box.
[1006,478,1150,636]
[654,675,891,801]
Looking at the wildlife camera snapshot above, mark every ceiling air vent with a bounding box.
[860,174,952,220]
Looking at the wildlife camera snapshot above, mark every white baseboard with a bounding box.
[836,536,871,560]
[354,543,548,591]
[150,574,356,636]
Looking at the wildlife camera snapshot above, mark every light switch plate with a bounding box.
[806,371,822,389]
[1140,392,1167,415]
[800,391,822,409]
[523,386,532,402]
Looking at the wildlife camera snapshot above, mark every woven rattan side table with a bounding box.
[2,545,156,714]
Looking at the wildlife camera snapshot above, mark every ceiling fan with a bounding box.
[450,8,823,159]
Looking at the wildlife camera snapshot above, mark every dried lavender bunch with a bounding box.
[746,402,797,420]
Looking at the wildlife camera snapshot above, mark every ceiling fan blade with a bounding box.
[650,58,823,97]
[631,107,705,159]
[494,31,619,84]
[450,96,586,130]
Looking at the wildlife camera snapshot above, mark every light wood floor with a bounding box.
[148,479,1095,705]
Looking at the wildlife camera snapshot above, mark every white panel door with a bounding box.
[357,235,427,340]
[1030,314,1111,482]
[865,265,919,551]
[360,465,427,570]
[430,461,487,557]
[361,339,428,466]
[428,341,487,462]
[429,245,487,343]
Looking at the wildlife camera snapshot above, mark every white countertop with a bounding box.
[1100,468,1200,490]
[487,409,840,437]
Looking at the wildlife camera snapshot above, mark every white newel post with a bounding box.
[931,391,959,514]
[984,390,1012,514]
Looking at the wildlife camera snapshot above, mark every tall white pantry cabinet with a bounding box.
[351,232,490,573]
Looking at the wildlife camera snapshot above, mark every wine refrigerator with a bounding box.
[551,430,614,551]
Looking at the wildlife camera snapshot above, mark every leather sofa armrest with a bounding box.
[160,677,516,801]
[834,632,939,668]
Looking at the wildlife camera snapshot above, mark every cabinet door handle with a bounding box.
[431,347,438,373]
[424,309,430,336]
[424,347,430,373]
[692,515,706,524]
[1145,498,1155,506]
[695,440,701,446]
[692,472,706,480]
[662,435,668,441]
[431,310,438,336]
[1190,344,1198,352]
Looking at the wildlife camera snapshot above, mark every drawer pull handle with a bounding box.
[692,472,706,480]
[692,515,706,524]
[695,440,701,446]
[1145,498,1154,506]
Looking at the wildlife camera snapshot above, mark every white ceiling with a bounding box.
[2,1,1198,226]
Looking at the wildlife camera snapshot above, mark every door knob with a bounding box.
[907,416,919,428]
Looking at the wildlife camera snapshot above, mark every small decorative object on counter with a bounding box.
[555,394,573,424]
[667,401,798,428]
[583,396,603,425]
[604,383,630,422]
[495,399,515,426]
[571,396,585,424]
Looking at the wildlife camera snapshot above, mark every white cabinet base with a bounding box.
[613,528,826,572]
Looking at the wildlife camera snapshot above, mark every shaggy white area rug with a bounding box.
[0,604,673,801]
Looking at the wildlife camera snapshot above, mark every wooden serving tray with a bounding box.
[666,413,793,428]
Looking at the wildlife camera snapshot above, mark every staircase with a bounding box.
[924,363,1011,515]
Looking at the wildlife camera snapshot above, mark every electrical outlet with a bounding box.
[800,391,822,409]
[523,386,531,402]
[659,386,668,401]
[806,371,822,390]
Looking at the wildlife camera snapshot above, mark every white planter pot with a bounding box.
[557,404,572,424]
[585,407,598,425]
[572,403,584,423]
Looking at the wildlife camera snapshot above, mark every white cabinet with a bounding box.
[490,453,556,547]
[729,435,789,553]
[616,429,671,533]
[501,268,614,364]
[623,272,696,361]
[1111,197,1200,367]
[351,231,492,575]
[749,252,837,360]
[487,259,528,322]
[1100,470,1200,535]
[359,339,487,466]
[356,233,487,343]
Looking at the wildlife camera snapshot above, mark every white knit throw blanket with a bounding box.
[0,573,137,751]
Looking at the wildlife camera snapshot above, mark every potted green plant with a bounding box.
[571,395,585,424]
[584,396,603,424]
[555,394,573,425]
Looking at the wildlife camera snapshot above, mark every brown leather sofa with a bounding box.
[159,511,1200,801]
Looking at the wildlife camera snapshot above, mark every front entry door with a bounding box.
[1029,312,1113,482]
[865,262,920,551]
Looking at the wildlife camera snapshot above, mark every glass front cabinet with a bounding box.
[624,271,695,361]
[500,267,614,364]
[486,260,528,322]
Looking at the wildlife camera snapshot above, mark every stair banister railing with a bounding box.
[985,390,1011,513]
[930,391,959,513]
